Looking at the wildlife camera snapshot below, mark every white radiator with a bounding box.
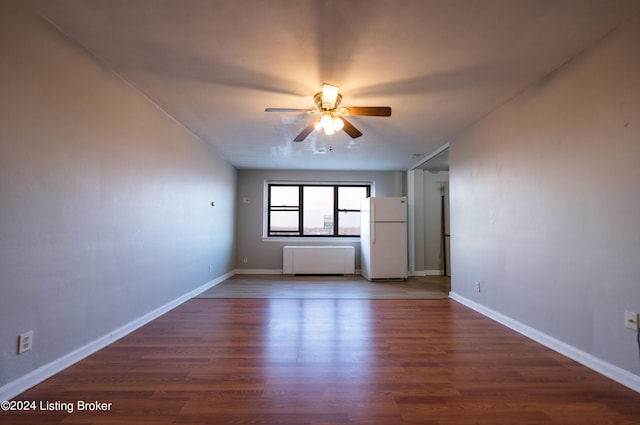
[282,246,355,275]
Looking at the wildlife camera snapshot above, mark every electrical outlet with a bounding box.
[624,310,639,330]
[18,330,33,354]
[209,264,212,273]
[243,257,248,264]
[475,282,481,292]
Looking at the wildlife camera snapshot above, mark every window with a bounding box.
[268,184,370,237]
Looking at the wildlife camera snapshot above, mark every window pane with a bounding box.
[270,211,299,234]
[338,186,368,210]
[303,186,334,235]
[338,211,361,235]
[271,186,299,206]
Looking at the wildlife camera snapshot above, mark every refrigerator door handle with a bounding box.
[370,200,375,223]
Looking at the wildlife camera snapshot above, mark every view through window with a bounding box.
[268,184,370,236]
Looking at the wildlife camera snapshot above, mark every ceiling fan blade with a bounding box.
[265,108,312,113]
[294,120,318,142]
[341,106,392,117]
[341,118,363,139]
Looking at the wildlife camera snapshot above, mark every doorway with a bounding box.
[408,146,450,277]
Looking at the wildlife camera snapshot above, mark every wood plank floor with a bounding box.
[5,280,640,424]
[197,274,451,299]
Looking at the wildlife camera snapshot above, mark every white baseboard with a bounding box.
[449,291,640,394]
[235,269,364,277]
[0,270,235,402]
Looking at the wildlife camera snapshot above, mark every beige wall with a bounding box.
[0,1,236,395]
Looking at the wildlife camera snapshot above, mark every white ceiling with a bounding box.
[25,0,640,171]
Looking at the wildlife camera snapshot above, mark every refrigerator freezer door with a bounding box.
[370,197,407,222]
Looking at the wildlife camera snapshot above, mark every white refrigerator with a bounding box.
[360,197,408,280]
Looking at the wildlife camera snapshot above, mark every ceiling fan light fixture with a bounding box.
[333,117,344,132]
[320,113,333,129]
[323,127,335,135]
[321,83,340,109]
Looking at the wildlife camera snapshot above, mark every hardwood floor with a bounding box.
[5,279,640,424]
[197,274,451,299]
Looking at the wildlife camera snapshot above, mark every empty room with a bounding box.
[1,1,639,424]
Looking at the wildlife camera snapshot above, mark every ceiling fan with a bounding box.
[265,83,391,142]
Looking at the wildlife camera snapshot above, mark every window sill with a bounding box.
[262,236,361,243]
